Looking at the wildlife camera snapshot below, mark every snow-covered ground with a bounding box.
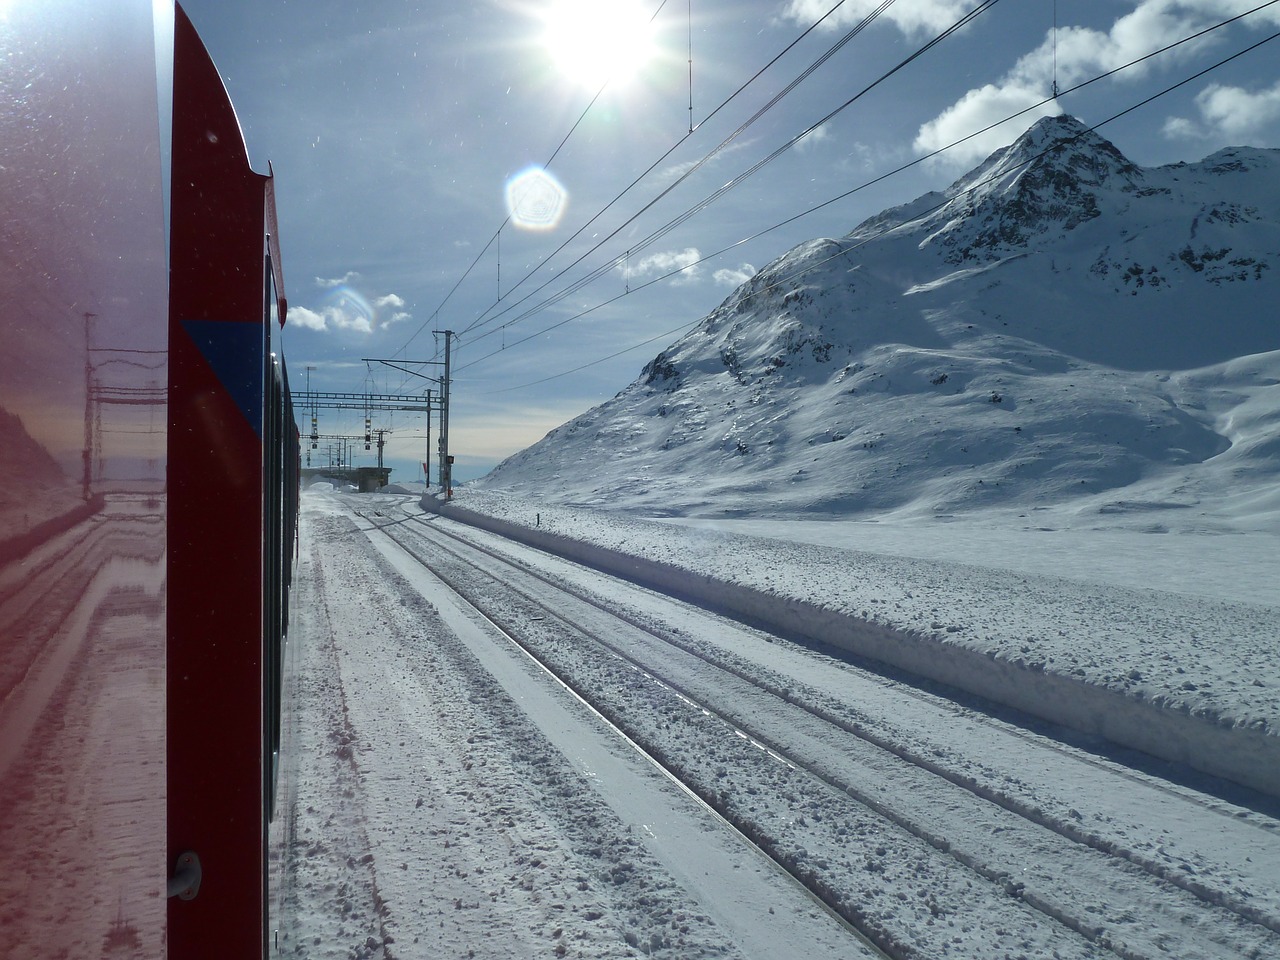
[275,489,1279,959]
[432,486,1279,796]
[273,115,1280,959]
[276,493,868,959]
[450,117,1279,797]
[0,499,166,960]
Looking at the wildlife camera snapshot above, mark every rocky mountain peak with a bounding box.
[951,115,1141,196]
[913,115,1146,262]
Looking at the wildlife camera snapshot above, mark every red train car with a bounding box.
[0,2,297,956]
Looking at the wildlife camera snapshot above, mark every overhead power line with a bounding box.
[458,0,887,340]
[394,0,676,361]
[463,0,1002,352]
[387,0,877,397]
[389,0,875,378]
[469,5,1280,391]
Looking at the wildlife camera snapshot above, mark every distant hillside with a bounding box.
[0,405,79,540]
[0,406,66,489]
[477,116,1280,526]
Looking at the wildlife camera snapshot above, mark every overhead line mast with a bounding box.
[688,0,694,134]
[294,386,437,483]
[436,330,453,497]
[359,334,453,496]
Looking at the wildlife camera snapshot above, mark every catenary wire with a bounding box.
[388,0,853,397]
[393,0,675,362]
[472,7,1280,391]
[463,0,1002,351]
[459,0,916,341]
[457,0,885,339]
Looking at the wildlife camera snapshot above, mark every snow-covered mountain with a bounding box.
[0,406,64,491]
[0,405,79,541]
[478,116,1280,526]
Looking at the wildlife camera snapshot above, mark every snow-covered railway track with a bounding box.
[355,507,886,958]
[360,502,1280,960]
[324,498,874,958]
[0,507,163,712]
[0,521,112,691]
[401,511,1280,931]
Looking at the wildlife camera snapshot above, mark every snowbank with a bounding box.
[379,482,422,495]
[423,490,1280,799]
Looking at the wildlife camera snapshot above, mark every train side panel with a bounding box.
[168,4,280,957]
[1,3,297,956]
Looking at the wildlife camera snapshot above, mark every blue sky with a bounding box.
[180,0,1280,484]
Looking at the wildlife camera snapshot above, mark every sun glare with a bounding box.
[540,0,656,89]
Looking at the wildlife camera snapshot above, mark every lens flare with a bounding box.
[323,285,376,332]
[505,166,567,231]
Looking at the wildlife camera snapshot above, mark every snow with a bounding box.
[273,118,1280,958]
[0,499,166,959]
[454,115,1280,795]
[476,117,1280,524]
[277,494,870,959]
[379,482,425,495]
[278,489,1280,959]
[0,406,82,543]
[428,487,1279,797]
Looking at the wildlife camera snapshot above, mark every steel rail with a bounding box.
[354,506,893,960]
[380,502,1280,950]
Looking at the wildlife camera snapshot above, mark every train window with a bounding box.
[0,1,169,956]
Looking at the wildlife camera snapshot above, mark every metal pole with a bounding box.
[81,312,96,500]
[438,331,452,497]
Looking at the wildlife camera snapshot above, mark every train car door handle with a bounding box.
[167,851,202,900]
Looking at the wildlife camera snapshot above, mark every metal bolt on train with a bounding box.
[2,2,302,956]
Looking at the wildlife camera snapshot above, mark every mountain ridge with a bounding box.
[477,116,1280,528]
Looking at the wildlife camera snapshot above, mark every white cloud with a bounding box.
[290,287,411,334]
[1162,115,1201,139]
[289,305,329,331]
[620,247,704,285]
[657,158,702,183]
[915,84,1063,169]
[1193,80,1280,138]
[315,271,362,289]
[656,140,752,184]
[782,0,975,36]
[290,304,373,334]
[913,0,1280,168]
[374,294,412,325]
[714,263,757,287]
[795,123,830,152]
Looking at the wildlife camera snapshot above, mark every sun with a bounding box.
[540,0,657,89]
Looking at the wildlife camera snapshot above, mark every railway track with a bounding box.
[353,505,884,958]
[354,499,1280,960]
[0,500,164,776]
